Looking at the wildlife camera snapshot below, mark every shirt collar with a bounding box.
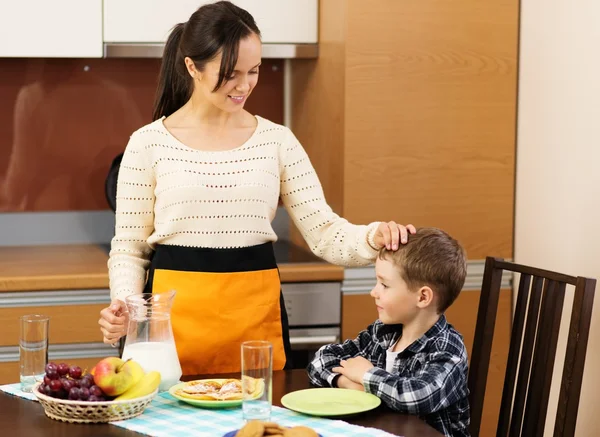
[374,314,448,353]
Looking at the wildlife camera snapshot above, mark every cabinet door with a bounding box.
[0,0,102,57]
[104,0,317,44]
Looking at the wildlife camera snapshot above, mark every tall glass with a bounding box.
[19,314,50,392]
[241,341,273,421]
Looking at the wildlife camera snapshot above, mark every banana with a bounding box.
[114,371,161,400]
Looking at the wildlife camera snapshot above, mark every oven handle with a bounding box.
[289,335,339,346]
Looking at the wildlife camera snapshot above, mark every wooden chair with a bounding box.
[468,257,596,437]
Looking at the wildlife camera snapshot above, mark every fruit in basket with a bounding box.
[92,357,144,397]
[61,378,75,392]
[49,379,62,391]
[69,365,83,379]
[89,385,103,397]
[80,374,94,389]
[38,361,110,402]
[57,363,70,376]
[115,371,161,401]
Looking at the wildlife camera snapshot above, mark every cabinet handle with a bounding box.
[289,335,338,345]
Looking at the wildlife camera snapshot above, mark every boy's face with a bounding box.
[370,258,421,325]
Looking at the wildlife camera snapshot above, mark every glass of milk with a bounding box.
[122,291,182,391]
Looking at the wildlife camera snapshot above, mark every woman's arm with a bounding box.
[279,128,412,266]
[107,132,156,301]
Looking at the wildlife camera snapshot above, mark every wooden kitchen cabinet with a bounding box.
[0,0,102,57]
[0,289,117,385]
[0,357,105,385]
[0,303,107,347]
[103,0,318,44]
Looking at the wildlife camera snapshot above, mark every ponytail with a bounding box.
[152,23,191,120]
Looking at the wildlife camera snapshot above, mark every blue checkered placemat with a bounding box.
[111,392,400,437]
[0,383,400,437]
[0,383,38,401]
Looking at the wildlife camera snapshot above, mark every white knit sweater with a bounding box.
[108,116,380,301]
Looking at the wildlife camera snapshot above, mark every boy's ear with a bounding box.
[416,286,434,309]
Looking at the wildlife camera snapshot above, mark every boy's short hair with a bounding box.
[378,227,467,313]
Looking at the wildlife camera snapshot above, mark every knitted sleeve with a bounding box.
[107,132,155,301]
[279,128,380,266]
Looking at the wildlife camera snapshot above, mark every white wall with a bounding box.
[515,1,600,435]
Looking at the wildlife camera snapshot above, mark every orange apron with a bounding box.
[144,243,290,375]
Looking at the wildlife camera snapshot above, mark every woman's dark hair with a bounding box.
[152,1,261,120]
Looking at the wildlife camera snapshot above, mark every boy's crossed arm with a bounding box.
[307,323,377,389]
[346,350,467,416]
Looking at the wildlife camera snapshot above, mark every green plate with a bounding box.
[281,388,381,417]
[169,379,243,409]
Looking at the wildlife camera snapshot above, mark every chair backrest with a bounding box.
[468,257,596,437]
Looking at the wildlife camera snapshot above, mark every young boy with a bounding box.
[307,227,470,437]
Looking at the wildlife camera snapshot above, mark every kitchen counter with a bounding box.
[0,242,344,292]
[0,370,444,437]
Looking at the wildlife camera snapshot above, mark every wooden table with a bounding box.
[0,370,443,437]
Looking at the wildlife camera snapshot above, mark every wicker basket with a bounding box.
[32,382,158,424]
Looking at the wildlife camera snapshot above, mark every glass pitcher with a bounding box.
[121,291,182,391]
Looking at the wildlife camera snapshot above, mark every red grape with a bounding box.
[46,369,59,380]
[43,385,52,396]
[38,384,46,394]
[79,387,90,400]
[49,379,62,391]
[79,377,92,389]
[57,363,69,376]
[62,379,75,391]
[68,387,80,400]
[68,366,82,379]
[89,386,103,397]
[87,395,100,402]
[45,363,57,374]
[43,375,51,385]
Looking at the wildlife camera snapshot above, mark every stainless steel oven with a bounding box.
[281,282,341,369]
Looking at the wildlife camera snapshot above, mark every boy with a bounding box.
[307,227,470,437]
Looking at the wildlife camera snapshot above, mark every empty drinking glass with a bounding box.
[19,314,49,392]
[241,341,273,421]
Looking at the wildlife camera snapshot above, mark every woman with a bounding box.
[98,0,415,376]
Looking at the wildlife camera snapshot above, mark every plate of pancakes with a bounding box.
[169,377,264,408]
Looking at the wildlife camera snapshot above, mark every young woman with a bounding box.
[98,1,415,375]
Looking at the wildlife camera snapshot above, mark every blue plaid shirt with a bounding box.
[307,315,470,437]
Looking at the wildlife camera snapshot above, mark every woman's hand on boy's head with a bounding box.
[373,222,416,251]
[332,356,374,384]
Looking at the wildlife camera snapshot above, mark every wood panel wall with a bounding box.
[291,0,518,260]
[292,1,519,436]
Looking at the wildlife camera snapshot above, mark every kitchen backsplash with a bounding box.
[0,58,284,212]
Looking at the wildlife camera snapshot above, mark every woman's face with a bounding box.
[187,33,262,113]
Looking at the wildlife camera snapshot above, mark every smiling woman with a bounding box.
[152,0,262,123]
[99,0,415,377]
